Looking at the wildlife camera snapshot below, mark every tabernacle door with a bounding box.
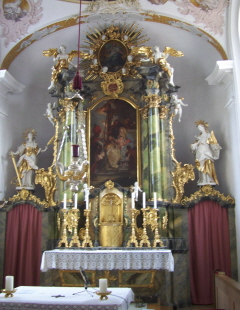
[99,181,123,247]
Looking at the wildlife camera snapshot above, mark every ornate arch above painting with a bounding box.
[0,13,227,70]
[87,96,141,188]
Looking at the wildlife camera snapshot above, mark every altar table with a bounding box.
[0,286,134,310]
[40,249,174,272]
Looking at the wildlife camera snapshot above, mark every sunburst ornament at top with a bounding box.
[79,23,148,82]
[0,0,43,47]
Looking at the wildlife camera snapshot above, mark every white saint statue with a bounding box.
[10,129,47,189]
[190,120,221,186]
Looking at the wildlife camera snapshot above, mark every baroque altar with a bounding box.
[5,21,236,308]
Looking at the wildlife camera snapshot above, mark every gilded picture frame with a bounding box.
[87,97,141,188]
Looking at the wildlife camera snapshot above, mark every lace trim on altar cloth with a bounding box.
[41,249,174,272]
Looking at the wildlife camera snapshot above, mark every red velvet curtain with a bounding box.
[188,200,231,305]
[4,204,42,287]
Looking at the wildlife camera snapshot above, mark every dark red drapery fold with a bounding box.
[188,200,231,305]
[4,204,42,287]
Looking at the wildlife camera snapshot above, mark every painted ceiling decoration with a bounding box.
[59,0,228,35]
[0,0,43,47]
[0,0,228,70]
[174,0,229,35]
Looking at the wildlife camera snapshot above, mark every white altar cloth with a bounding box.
[40,249,174,272]
[0,286,134,310]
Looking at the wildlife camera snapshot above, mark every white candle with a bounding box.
[131,192,135,209]
[154,192,157,209]
[99,278,108,293]
[142,192,146,208]
[63,193,67,209]
[74,193,78,209]
[5,276,14,291]
[86,196,89,209]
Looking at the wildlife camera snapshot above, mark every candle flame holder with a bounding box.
[151,208,164,247]
[127,208,140,247]
[58,209,69,247]
[69,209,81,247]
[139,207,151,247]
[1,288,16,298]
[95,290,112,300]
[82,209,93,247]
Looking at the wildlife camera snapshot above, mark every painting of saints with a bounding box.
[89,99,138,187]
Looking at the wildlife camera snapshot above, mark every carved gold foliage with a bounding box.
[59,98,78,112]
[142,94,162,107]
[171,162,195,203]
[181,185,235,206]
[162,210,168,230]
[9,189,48,208]
[105,180,114,189]
[35,167,57,207]
[101,73,124,98]
[159,105,169,119]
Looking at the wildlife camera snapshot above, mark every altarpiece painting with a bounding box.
[88,98,139,188]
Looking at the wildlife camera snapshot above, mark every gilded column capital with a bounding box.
[142,94,162,107]
[60,98,78,112]
[159,105,170,119]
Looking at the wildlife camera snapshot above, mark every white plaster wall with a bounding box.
[3,83,55,200]
[228,0,240,280]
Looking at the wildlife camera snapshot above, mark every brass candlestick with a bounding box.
[82,209,93,247]
[151,208,164,247]
[69,209,81,247]
[140,207,151,247]
[1,288,17,298]
[127,208,140,247]
[58,209,69,247]
[95,290,112,300]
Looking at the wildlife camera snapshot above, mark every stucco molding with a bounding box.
[0,70,25,117]
[206,60,233,87]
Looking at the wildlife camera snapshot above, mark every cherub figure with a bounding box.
[44,102,56,126]
[170,94,188,122]
[43,45,78,90]
[141,46,183,86]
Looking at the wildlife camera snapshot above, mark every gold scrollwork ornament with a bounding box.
[101,73,124,98]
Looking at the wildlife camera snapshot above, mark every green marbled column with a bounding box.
[141,116,150,199]
[160,118,168,200]
[148,107,162,199]
[58,110,77,203]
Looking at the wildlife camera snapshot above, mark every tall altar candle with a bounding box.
[131,192,135,209]
[63,193,67,209]
[154,192,157,209]
[5,276,14,291]
[99,278,108,293]
[142,192,146,208]
[74,193,78,209]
